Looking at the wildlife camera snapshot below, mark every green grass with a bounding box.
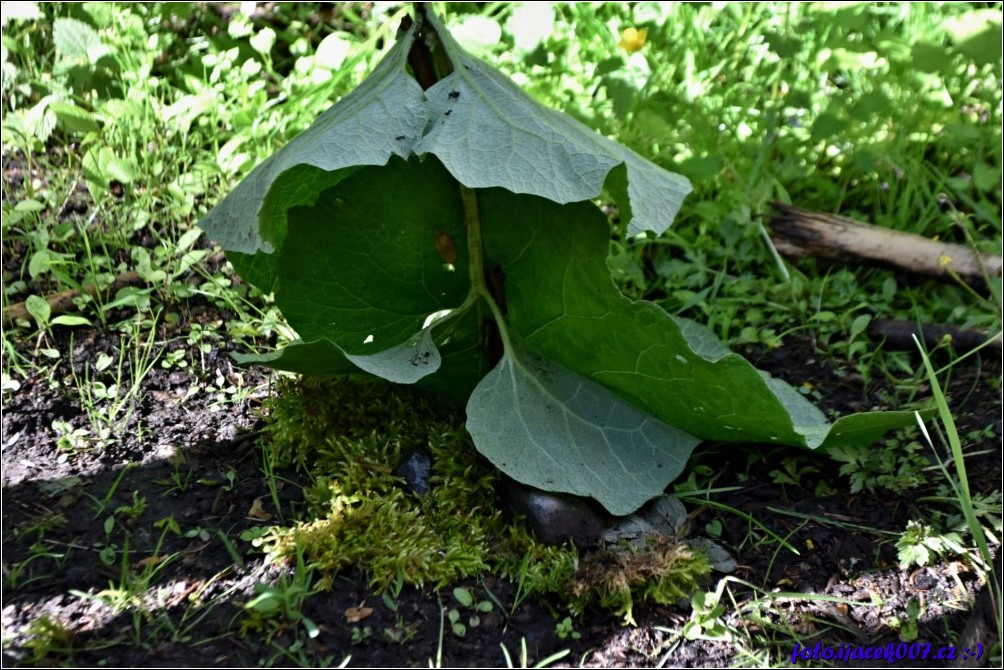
[2,2,1000,665]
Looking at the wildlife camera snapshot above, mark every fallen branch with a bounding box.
[3,252,226,327]
[868,318,1002,353]
[770,203,1002,290]
[3,271,144,327]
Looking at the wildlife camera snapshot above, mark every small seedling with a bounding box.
[500,637,570,669]
[888,598,921,642]
[682,587,733,642]
[381,571,406,613]
[349,625,372,645]
[895,520,965,569]
[379,570,419,642]
[243,549,319,641]
[448,586,494,637]
[554,616,581,640]
[446,609,466,638]
[113,491,147,525]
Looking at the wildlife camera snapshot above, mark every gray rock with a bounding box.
[502,479,609,546]
[394,449,432,495]
[603,494,689,546]
[688,537,737,573]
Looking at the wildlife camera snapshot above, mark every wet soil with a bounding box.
[2,305,1001,667]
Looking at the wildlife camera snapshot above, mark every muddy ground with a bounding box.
[2,293,1001,667]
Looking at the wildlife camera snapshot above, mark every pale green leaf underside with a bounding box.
[417,10,692,237]
[232,331,442,385]
[466,341,698,516]
[199,22,426,256]
[343,327,441,384]
[200,10,692,261]
[232,340,361,377]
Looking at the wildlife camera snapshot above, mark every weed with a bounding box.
[349,625,373,645]
[446,586,494,637]
[500,636,570,669]
[153,448,194,495]
[505,552,535,621]
[242,548,319,643]
[914,336,1002,647]
[67,315,162,448]
[896,520,966,569]
[682,586,733,642]
[20,616,76,665]
[113,490,147,526]
[768,455,820,490]
[829,429,933,494]
[888,598,922,642]
[5,545,67,590]
[554,616,581,640]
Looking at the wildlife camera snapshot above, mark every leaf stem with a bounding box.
[459,185,511,353]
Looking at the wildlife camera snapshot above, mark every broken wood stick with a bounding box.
[2,271,144,327]
[3,251,226,327]
[868,318,1002,353]
[769,203,1002,289]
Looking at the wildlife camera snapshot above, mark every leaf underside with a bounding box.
[467,341,697,516]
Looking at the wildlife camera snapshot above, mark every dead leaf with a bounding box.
[247,497,272,521]
[136,555,168,568]
[344,604,374,623]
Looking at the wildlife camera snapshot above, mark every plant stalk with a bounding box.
[460,185,510,360]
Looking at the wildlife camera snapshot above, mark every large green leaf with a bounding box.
[200,8,692,274]
[277,157,468,355]
[478,188,916,452]
[199,20,426,261]
[415,10,692,237]
[467,340,698,516]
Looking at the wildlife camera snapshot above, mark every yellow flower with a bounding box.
[619,27,648,53]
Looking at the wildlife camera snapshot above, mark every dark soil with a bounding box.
[2,304,1001,667]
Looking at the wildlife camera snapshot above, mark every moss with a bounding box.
[262,377,500,589]
[258,377,711,615]
[569,535,712,624]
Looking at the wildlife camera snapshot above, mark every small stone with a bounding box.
[394,449,432,495]
[603,494,689,546]
[218,424,239,442]
[503,479,608,546]
[688,537,737,573]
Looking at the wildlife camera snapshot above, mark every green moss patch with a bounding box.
[257,377,711,616]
